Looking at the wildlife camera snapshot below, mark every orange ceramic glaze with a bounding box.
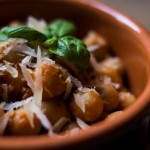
[0,0,150,149]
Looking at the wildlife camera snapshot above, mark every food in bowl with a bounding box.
[0,16,136,136]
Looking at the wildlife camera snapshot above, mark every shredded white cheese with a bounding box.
[0,113,9,135]
[42,57,55,65]
[76,118,89,130]
[101,57,123,71]
[20,64,34,91]
[0,38,27,59]
[69,74,83,89]
[88,44,100,52]
[69,128,80,135]
[103,76,120,89]
[0,102,5,109]
[74,88,99,113]
[63,76,72,100]
[21,56,36,68]
[33,46,43,107]
[2,96,33,111]
[31,103,52,130]
[78,87,99,95]
[3,61,18,78]
[23,101,35,128]
[0,66,6,71]
[90,53,99,71]
[74,92,86,113]
[27,16,47,32]
[19,46,52,131]
[16,44,36,57]
[0,61,18,78]
[0,96,52,132]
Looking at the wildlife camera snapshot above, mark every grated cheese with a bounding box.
[76,118,89,130]
[19,46,52,131]
[0,61,18,78]
[23,101,34,128]
[88,44,100,52]
[3,60,18,78]
[63,76,72,100]
[69,128,80,135]
[69,73,83,89]
[0,113,9,135]
[33,46,43,107]
[27,16,47,32]
[74,88,99,113]
[103,76,120,89]
[16,44,36,57]
[31,102,52,130]
[2,96,33,111]
[90,53,99,71]
[21,56,36,68]
[20,64,34,91]
[101,57,123,71]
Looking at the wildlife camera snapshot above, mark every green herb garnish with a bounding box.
[0,19,89,73]
[0,26,47,42]
[45,36,90,73]
[44,19,76,38]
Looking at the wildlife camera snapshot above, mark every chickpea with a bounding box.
[42,61,67,100]
[105,111,123,120]
[69,88,104,123]
[7,108,41,135]
[119,91,136,109]
[0,39,26,63]
[84,31,106,46]
[41,99,69,125]
[0,65,32,102]
[98,67,122,84]
[98,85,119,112]
[83,31,108,61]
[100,57,124,75]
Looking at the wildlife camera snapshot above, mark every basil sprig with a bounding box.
[45,36,90,73]
[0,19,89,73]
[44,19,76,38]
[0,26,47,42]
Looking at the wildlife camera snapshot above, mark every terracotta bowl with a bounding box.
[1,0,150,149]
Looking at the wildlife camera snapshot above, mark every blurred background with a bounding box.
[98,0,150,32]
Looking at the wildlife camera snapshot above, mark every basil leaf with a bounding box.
[45,36,90,73]
[0,26,47,42]
[0,33,9,41]
[44,19,76,38]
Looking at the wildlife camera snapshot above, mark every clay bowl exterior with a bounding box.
[0,0,150,149]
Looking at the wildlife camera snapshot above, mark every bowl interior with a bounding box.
[0,0,150,149]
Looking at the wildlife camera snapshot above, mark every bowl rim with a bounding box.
[1,0,150,149]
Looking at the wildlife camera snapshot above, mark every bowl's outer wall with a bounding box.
[1,0,150,150]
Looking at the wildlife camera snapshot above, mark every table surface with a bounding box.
[98,0,150,32]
